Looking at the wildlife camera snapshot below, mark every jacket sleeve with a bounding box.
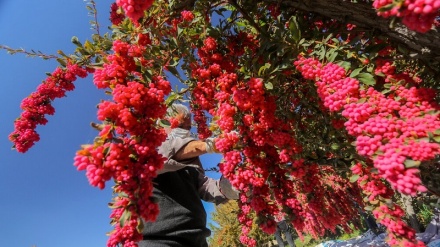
[197,170,228,205]
[156,136,200,175]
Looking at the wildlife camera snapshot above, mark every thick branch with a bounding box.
[278,0,440,62]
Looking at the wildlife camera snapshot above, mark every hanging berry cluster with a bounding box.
[373,0,440,32]
[9,63,89,153]
[73,36,171,247]
[115,0,153,25]
[351,163,425,246]
[295,55,440,246]
[188,35,365,246]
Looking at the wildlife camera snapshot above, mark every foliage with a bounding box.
[2,0,440,247]
[414,194,440,230]
[208,200,274,247]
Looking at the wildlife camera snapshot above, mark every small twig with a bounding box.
[86,0,100,35]
[227,0,265,35]
[0,45,59,60]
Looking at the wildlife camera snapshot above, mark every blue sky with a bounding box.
[0,1,221,246]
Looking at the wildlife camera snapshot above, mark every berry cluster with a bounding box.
[295,56,440,246]
[9,62,88,153]
[180,10,194,22]
[351,163,424,247]
[110,3,125,25]
[373,0,440,32]
[189,36,364,246]
[74,38,171,247]
[115,0,153,25]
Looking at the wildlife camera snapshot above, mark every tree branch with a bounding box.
[276,0,440,62]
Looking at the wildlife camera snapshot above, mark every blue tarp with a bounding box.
[315,210,440,247]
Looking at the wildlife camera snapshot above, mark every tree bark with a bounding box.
[401,194,422,233]
[277,0,440,62]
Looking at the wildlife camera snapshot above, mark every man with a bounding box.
[139,103,237,247]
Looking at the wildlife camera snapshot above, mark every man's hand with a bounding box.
[219,176,239,200]
[205,137,219,153]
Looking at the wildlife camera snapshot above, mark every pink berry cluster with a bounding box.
[9,62,88,153]
[373,204,426,247]
[74,37,171,247]
[116,0,154,25]
[294,57,360,113]
[351,163,425,247]
[373,0,440,32]
[295,56,440,195]
[373,0,402,18]
[295,56,440,246]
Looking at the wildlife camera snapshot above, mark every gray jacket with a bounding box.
[139,136,227,247]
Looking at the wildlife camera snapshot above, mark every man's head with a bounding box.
[167,103,191,130]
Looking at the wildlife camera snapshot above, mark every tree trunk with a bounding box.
[273,0,440,62]
[401,194,422,233]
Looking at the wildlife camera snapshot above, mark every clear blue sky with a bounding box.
[0,1,221,246]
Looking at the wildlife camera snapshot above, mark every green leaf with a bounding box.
[359,179,367,186]
[56,58,67,67]
[349,68,363,78]
[265,82,273,90]
[433,136,440,143]
[419,137,430,142]
[158,119,171,127]
[324,34,334,43]
[136,218,144,233]
[165,92,179,106]
[427,132,434,139]
[381,89,391,94]
[258,63,271,76]
[288,16,301,43]
[336,61,351,71]
[331,143,340,150]
[376,71,386,77]
[346,51,356,59]
[119,209,132,227]
[177,26,184,37]
[379,3,395,12]
[327,50,338,63]
[318,46,326,60]
[364,205,375,211]
[357,73,376,86]
[57,50,68,57]
[349,174,360,183]
[404,159,421,168]
[357,98,367,104]
[84,40,94,52]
